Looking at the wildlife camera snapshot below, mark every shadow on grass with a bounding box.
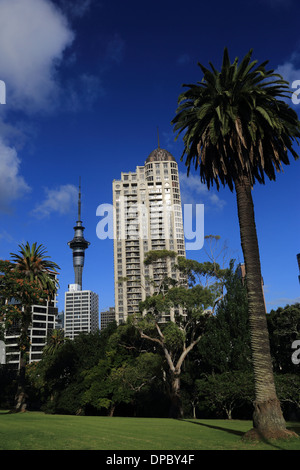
[181,419,244,437]
[182,419,300,450]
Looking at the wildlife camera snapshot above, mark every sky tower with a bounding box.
[68,178,90,290]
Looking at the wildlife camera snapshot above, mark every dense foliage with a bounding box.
[1,272,298,420]
[1,245,299,420]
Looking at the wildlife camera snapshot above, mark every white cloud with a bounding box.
[32,184,78,218]
[0,0,74,112]
[266,296,300,308]
[179,171,226,210]
[0,138,31,213]
[275,51,300,106]
[276,58,300,85]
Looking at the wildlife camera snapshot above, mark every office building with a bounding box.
[64,285,99,339]
[4,283,58,368]
[100,306,116,329]
[113,144,186,324]
[55,310,64,329]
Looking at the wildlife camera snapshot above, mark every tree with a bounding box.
[274,374,300,418]
[197,262,251,374]
[43,329,66,357]
[81,324,162,417]
[172,48,300,440]
[268,303,300,373]
[27,330,111,415]
[196,371,254,419]
[1,242,59,412]
[133,252,226,419]
[0,260,48,412]
[10,242,59,299]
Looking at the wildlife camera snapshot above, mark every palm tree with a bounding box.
[43,328,65,356]
[11,242,59,298]
[10,242,60,412]
[172,48,300,440]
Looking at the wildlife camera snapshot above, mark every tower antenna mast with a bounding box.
[78,176,82,221]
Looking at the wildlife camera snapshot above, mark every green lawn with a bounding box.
[0,411,299,450]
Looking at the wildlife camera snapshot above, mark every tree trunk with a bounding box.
[14,307,31,413]
[14,354,27,412]
[109,404,115,417]
[168,373,183,419]
[235,176,297,440]
[192,403,197,419]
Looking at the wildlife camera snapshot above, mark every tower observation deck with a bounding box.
[68,179,90,289]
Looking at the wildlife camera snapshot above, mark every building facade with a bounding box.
[4,296,58,368]
[64,284,99,340]
[100,306,116,330]
[113,145,186,324]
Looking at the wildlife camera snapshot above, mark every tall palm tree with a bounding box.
[10,242,60,412]
[172,48,300,440]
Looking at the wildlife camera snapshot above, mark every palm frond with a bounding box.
[171,47,300,191]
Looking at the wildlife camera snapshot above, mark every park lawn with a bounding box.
[0,411,299,451]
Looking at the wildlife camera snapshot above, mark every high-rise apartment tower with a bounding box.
[113,144,186,324]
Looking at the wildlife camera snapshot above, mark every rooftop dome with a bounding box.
[146,147,176,163]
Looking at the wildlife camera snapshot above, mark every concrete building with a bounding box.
[64,284,99,339]
[55,310,64,329]
[100,306,116,330]
[113,144,186,324]
[4,293,58,368]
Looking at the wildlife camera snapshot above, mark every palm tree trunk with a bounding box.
[14,306,31,413]
[235,175,295,440]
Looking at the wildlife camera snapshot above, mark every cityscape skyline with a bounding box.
[0,0,299,319]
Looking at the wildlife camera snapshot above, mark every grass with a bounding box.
[0,411,299,450]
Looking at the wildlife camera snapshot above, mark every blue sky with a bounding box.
[0,0,299,317]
